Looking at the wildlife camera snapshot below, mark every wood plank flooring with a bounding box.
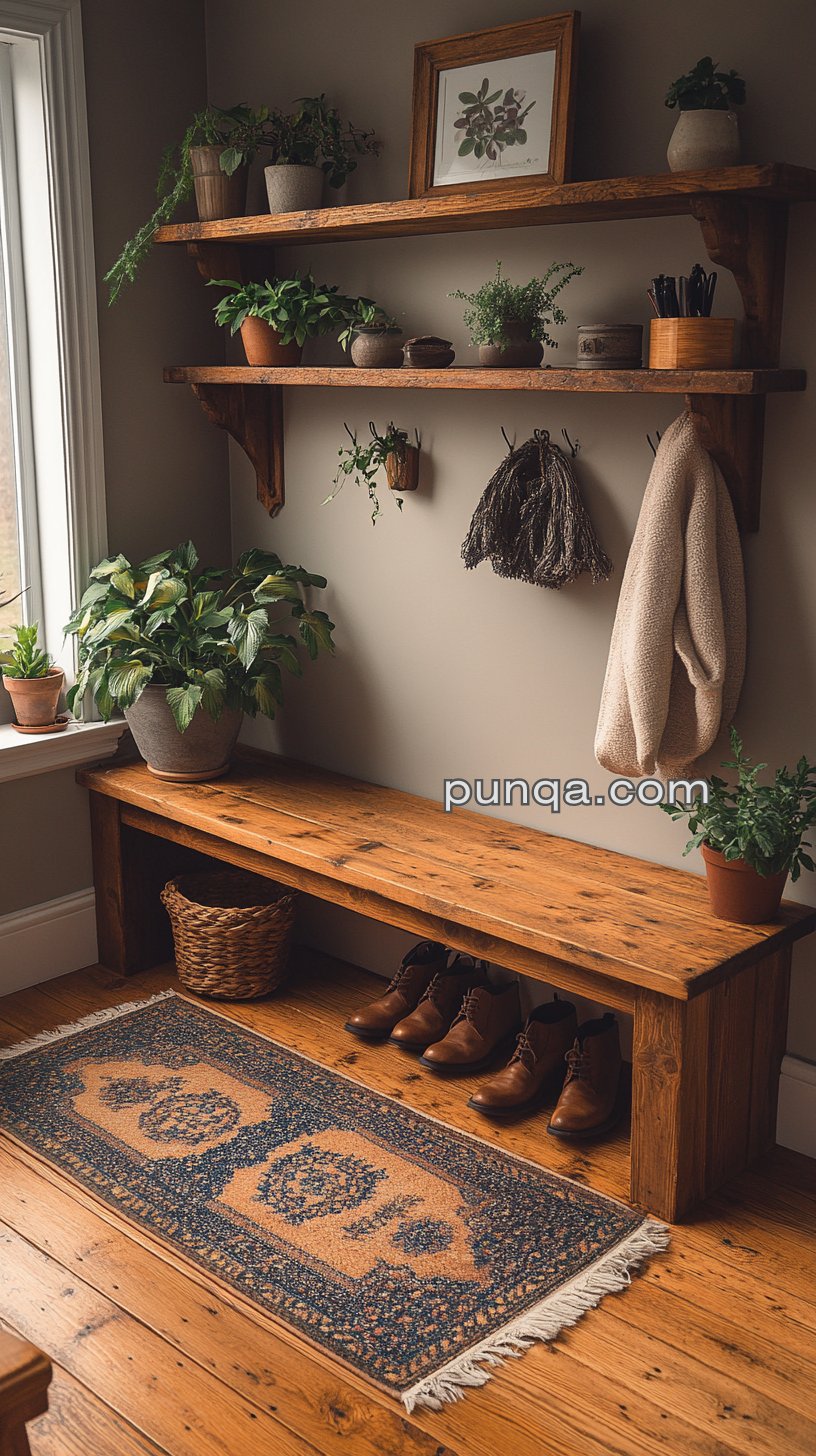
[1,958,814,1456]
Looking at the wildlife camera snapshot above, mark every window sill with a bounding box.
[0,719,127,784]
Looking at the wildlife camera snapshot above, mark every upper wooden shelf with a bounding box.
[164,364,805,395]
[155,163,816,248]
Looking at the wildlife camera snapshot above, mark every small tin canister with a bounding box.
[576,324,643,369]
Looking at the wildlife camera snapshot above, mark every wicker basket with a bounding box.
[161,871,297,1000]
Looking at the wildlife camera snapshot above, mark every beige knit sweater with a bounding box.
[595,412,746,778]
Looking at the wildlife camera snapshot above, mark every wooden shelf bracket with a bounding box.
[191,382,284,516]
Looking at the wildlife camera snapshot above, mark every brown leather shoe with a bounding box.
[420,980,521,1075]
[467,996,578,1118]
[547,1013,623,1139]
[344,941,448,1041]
[390,955,488,1052]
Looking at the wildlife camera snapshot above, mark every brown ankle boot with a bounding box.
[390,954,488,1051]
[420,980,521,1075]
[344,941,448,1041]
[468,996,578,1118]
[547,1013,623,1139]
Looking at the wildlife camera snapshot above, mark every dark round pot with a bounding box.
[239,317,303,367]
[700,844,788,925]
[125,685,243,782]
[189,145,248,222]
[479,321,544,368]
[403,335,455,368]
[350,328,404,369]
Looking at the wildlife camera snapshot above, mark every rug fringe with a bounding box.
[0,990,176,1061]
[401,1217,670,1413]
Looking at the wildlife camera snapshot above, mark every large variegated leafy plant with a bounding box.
[64,541,334,733]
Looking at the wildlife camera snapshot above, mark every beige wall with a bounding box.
[206,0,816,1057]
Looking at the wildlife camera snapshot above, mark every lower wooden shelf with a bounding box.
[164,364,805,394]
[208,946,632,1206]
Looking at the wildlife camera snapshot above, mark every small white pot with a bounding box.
[264,163,324,215]
[667,110,741,172]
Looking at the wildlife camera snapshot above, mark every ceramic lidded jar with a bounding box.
[667,110,740,171]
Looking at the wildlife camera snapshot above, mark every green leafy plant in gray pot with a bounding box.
[105,104,271,303]
[665,57,746,171]
[1,623,64,732]
[65,541,335,782]
[662,728,816,924]
[264,94,379,214]
[338,299,403,368]
[451,260,583,367]
[210,274,359,365]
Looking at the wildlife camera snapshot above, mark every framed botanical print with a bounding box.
[408,13,580,199]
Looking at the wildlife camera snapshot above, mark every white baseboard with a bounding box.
[778,1055,816,1159]
[0,888,97,996]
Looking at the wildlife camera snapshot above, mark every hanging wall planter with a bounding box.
[386,440,420,492]
[326,422,420,521]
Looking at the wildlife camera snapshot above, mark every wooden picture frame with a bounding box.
[408,13,580,200]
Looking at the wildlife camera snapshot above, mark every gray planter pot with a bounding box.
[264,163,324,214]
[666,110,740,171]
[125,684,242,782]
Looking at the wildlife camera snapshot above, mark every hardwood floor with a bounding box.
[1,958,814,1456]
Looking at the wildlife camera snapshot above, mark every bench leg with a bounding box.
[89,793,173,975]
[631,947,791,1221]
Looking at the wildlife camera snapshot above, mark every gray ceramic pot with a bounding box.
[666,110,740,172]
[125,685,243,782]
[264,163,324,214]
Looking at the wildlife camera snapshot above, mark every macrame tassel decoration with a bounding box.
[462,429,612,589]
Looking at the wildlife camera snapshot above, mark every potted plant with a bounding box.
[1,623,64,733]
[325,422,419,523]
[662,729,816,924]
[64,541,334,782]
[264,95,379,214]
[665,58,746,172]
[210,274,358,365]
[338,299,404,368]
[451,260,583,367]
[105,104,271,303]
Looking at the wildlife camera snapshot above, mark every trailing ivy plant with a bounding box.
[451,259,583,349]
[104,105,270,304]
[326,421,411,523]
[0,623,52,679]
[210,275,359,348]
[662,728,816,880]
[665,57,746,112]
[64,541,334,733]
[266,95,379,188]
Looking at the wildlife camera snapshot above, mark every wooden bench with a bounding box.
[78,749,816,1222]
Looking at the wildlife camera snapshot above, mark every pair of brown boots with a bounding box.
[344,941,623,1137]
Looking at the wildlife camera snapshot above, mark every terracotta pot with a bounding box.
[385,444,419,492]
[239,317,303,367]
[3,667,64,729]
[350,328,404,369]
[667,110,740,172]
[700,844,788,924]
[479,321,544,368]
[189,146,248,222]
[264,163,324,214]
[125,684,243,782]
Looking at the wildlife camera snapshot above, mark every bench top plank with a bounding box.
[78,751,816,1000]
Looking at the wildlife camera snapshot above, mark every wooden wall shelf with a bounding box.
[158,162,816,530]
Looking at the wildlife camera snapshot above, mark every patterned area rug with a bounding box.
[0,993,668,1410]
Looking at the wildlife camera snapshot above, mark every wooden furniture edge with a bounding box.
[162,365,807,395]
[0,1329,52,1455]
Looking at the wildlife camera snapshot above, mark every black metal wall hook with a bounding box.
[561,428,580,458]
[500,426,517,453]
[647,428,662,457]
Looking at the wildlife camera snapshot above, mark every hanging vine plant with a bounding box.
[325,422,420,523]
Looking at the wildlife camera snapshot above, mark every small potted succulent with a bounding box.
[1,623,64,733]
[665,57,746,172]
[451,260,583,367]
[326,422,419,523]
[662,729,816,924]
[65,541,335,781]
[210,275,358,365]
[339,299,403,368]
[264,94,379,214]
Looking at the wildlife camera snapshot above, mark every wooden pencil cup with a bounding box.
[649,317,736,369]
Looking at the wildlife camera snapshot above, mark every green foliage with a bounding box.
[454,76,536,161]
[665,57,746,111]
[266,95,379,188]
[209,275,360,349]
[662,728,816,881]
[326,421,410,524]
[104,104,270,305]
[1,622,52,679]
[451,260,583,349]
[337,297,399,352]
[64,542,334,735]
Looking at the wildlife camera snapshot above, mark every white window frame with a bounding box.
[0,0,123,775]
